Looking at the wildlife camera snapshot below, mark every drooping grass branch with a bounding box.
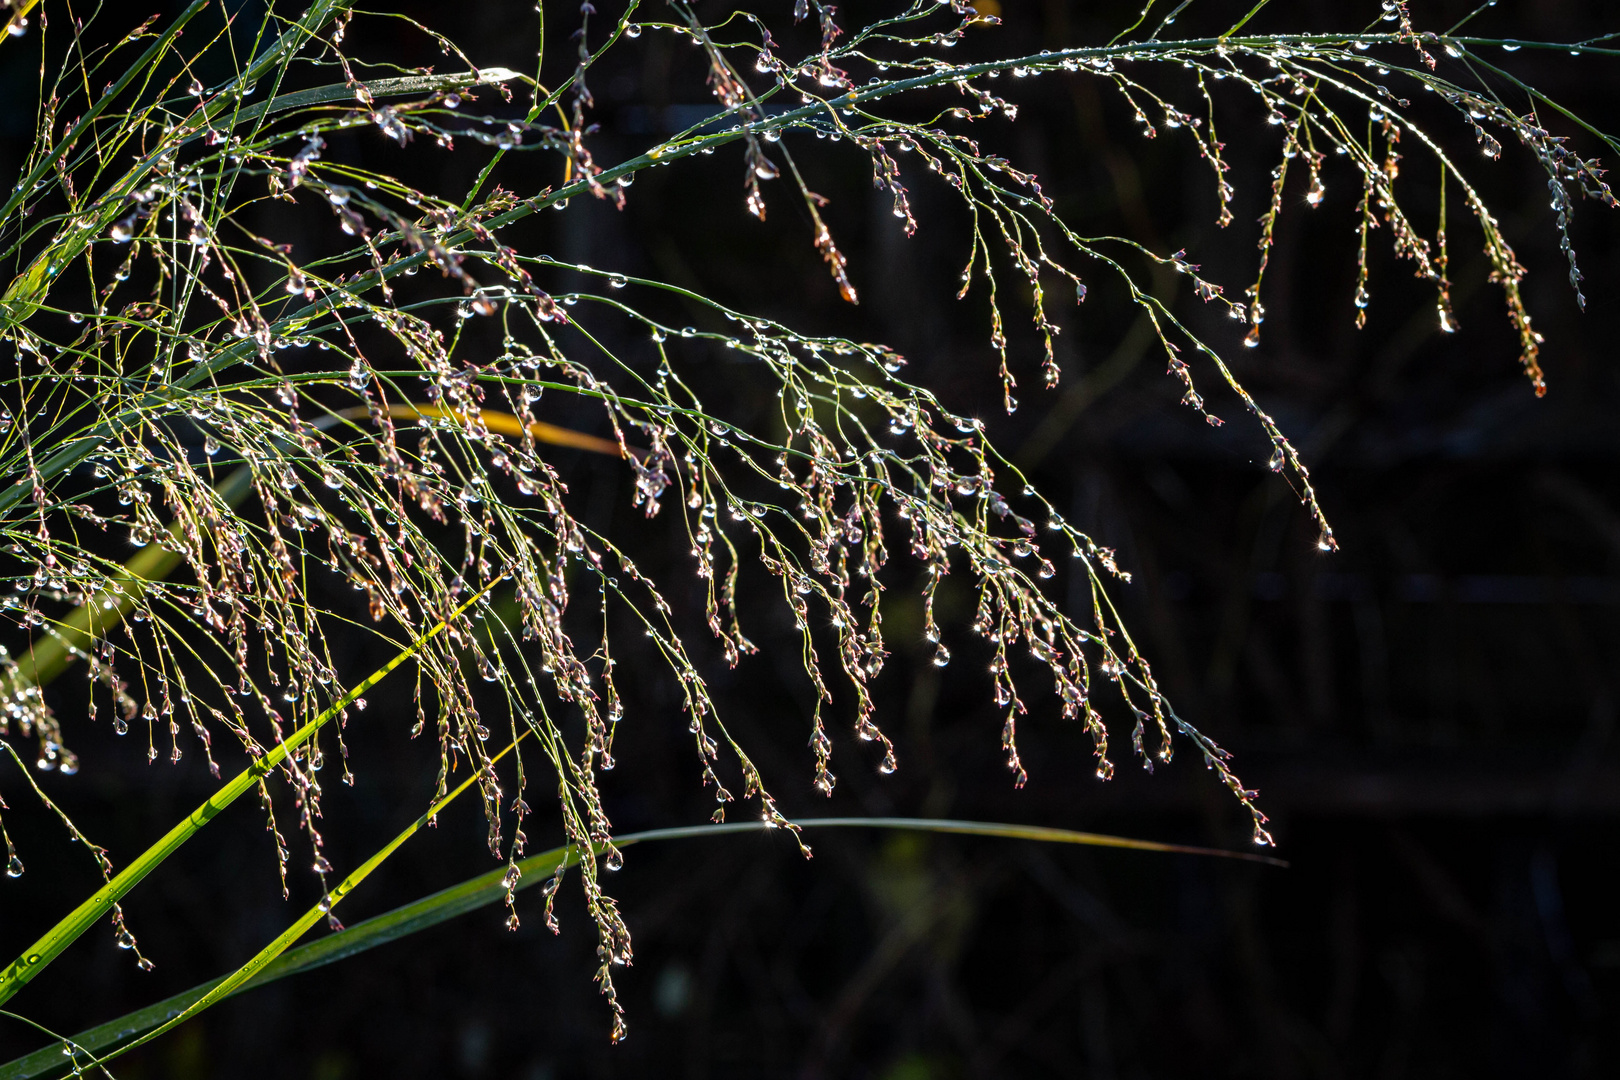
[0,0,1611,1045]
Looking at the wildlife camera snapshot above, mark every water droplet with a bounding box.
[5,856,22,878]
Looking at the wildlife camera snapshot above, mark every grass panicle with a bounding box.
[0,0,1610,1048]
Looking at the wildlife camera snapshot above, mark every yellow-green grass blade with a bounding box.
[350,404,630,459]
[0,817,1284,1078]
[0,578,502,1006]
[84,732,531,1069]
[0,0,42,40]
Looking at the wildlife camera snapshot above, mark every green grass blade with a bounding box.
[80,734,531,1069]
[0,817,1283,1078]
[0,578,501,1007]
[228,68,523,128]
[0,0,209,243]
[0,0,359,321]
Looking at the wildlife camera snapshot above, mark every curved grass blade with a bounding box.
[349,404,630,458]
[0,578,503,1007]
[0,817,1284,1078]
[230,68,524,128]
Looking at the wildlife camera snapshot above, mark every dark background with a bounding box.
[1,0,1618,1076]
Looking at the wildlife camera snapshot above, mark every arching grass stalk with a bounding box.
[0,816,1283,1079]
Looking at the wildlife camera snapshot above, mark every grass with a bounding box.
[0,0,1611,1059]
[1,816,1283,1079]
